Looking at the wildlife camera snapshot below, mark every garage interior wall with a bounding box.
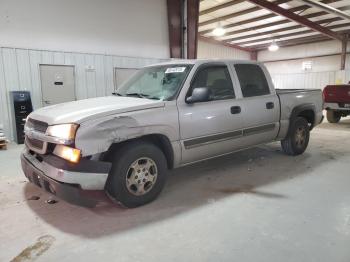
[0,0,169,59]
[0,47,167,140]
[0,0,170,140]
[258,40,350,90]
[197,40,251,60]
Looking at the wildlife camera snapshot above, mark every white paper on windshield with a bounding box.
[165,67,186,74]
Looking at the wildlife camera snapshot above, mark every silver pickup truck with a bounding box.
[22,59,323,207]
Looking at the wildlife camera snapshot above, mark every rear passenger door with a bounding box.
[233,63,280,145]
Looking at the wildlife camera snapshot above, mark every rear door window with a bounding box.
[234,64,270,98]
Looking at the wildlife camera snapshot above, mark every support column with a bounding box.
[187,0,200,59]
[341,35,348,70]
[250,51,258,61]
[167,0,183,58]
[167,0,200,59]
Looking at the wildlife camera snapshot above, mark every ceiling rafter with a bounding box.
[297,0,350,21]
[223,16,343,42]
[235,22,350,46]
[199,0,291,27]
[245,0,342,40]
[212,5,350,38]
[199,0,342,34]
[199,0,246,16]
[253,29,350,49]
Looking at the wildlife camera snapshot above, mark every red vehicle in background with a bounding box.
[323,84,350,123]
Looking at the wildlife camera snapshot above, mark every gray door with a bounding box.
[114,68,139,91]
[178,63,246,164]
[233,63,280,145]
[40,65,75,106]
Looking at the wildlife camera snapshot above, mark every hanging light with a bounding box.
[212,22,226,37]
[268,40,279,51]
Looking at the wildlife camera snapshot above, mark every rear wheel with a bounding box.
[326,110,341,123]
[281,117,310,156]
[106,141,168,208]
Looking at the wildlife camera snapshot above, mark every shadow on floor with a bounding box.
[23,142,337,239]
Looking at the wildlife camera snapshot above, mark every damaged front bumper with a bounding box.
[21,150,112,207]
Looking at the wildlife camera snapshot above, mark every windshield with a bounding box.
[116,65,192,100]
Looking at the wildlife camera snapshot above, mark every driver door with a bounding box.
[178,63,245,164]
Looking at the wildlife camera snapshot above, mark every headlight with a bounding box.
[46,124,78,140]
[54,145,81,163]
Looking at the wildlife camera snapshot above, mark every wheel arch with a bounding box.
[289,104,316,134]
[104,134,175,169]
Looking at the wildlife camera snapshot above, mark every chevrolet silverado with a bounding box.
[22,60,323,207]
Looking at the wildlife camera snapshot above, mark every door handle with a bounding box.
[230,106,241,114]
[266,102,274,109]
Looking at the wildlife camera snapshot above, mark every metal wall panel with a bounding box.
[197,40,250,60]
[271,70,350,90]
[0,47,167,140]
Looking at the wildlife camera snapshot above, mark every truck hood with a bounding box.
[29,96,165,125]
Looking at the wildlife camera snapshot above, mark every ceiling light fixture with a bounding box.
[212,22,226,37]
[268,40,279,52]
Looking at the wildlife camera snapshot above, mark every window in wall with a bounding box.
[190,65,235,101]
[234,64,270,98]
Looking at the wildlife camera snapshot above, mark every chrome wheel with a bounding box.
[126,157,158,196]
[295,126,306,148]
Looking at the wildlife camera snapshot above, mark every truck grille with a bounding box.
[26,136,44,149]
[25,118,48,154]
[26,118,48,133]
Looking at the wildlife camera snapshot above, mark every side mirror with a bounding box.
[186,87,211,104]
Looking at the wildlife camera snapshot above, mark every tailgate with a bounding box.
[323,85,350,103]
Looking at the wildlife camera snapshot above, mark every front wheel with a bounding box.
[281,117,310,156]
[106,141,168,208]
[326,110,341,123]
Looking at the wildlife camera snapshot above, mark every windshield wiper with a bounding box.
[125,93,159,100]
[112,92,123,96]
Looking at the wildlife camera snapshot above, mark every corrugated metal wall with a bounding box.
[0,47,167,140]
[271,70,350,90]
[197,40,250,60]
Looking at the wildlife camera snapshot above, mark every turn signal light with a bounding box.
[53,145,81,163]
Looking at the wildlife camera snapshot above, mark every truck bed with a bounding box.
[275,88,323,140]
[276,89,321,94]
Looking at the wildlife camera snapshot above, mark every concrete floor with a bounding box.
[1,119,350,262]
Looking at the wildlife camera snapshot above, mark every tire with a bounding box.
[106,141,168,208]
[281,117,310,156]
[326,110,341,123]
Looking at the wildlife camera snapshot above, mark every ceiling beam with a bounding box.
[198,36,252,52]
[199,0,290,27]
[199,0,342,34]
[223,17,343,43]
[210,5,350,38]
[233,22,350,46]
[253,29,350,49]
[199,0,245,16]
[246,0,342,40]
[254,35,331,49]
[297,0,350,21]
